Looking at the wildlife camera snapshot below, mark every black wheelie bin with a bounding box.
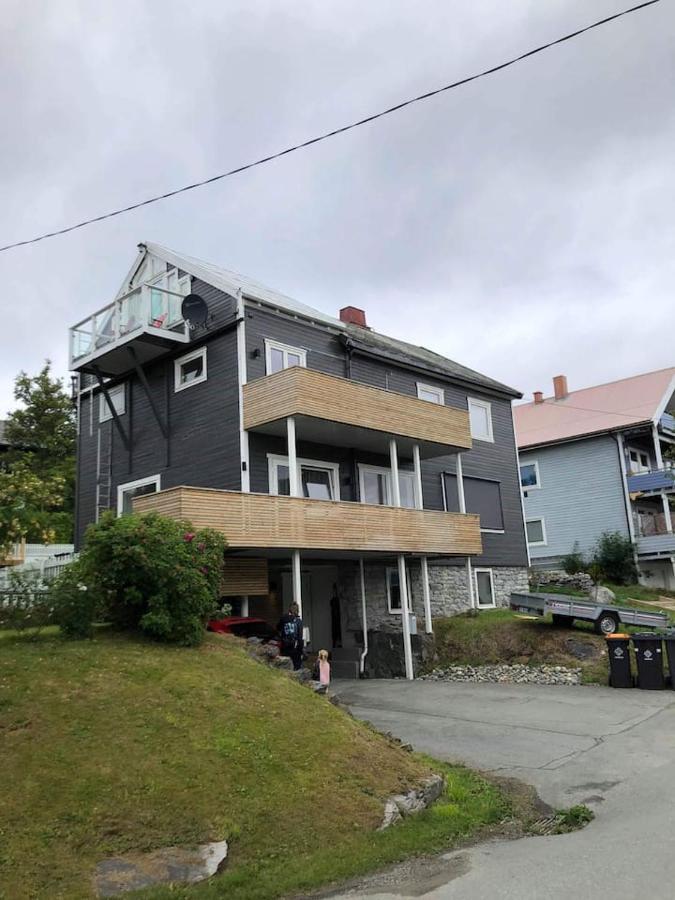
[606,634,633,688]
[632,632,665,690]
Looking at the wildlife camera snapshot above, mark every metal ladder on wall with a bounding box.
[95,424,113,521]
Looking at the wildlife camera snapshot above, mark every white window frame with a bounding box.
[357,463,420,509]
[267,454,341,501]
[264,339,307,375]
[99,383,126,423]
[174,346,208,393]
[116,474,161,516]
[519,459,541,491]
[416,382,445,405]
[468,397,494,443]
[386,566,413,615]
[474,567,496,609]
[525,517,548,547]
[627,446,650,474]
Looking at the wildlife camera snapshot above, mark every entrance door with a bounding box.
[281,566,337,652]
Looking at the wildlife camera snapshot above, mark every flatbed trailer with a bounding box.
[510,591,669,635]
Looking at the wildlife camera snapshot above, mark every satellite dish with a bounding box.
[181,294,209,327]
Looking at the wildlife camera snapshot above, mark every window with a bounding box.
[627,448,650,474]
[148,268,190,329]
[417,383,445,405]
[468,397,494,442]
[443,474,504,532]
[99,384,126,422]
[264,340,307,375]
[358,464,419,509]
[526,518,547,546]
[386,566,413,614]
[474,568,496,609]
[117,475,161,516]
[520,461,541,490]
[268,455,340,501]
[174,347,207,392]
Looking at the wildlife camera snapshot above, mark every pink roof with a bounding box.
[514,368,675,450]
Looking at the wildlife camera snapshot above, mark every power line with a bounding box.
[0,0,662,255]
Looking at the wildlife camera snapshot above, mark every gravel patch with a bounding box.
[421,664,582,685]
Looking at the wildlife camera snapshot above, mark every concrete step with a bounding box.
[331,659,361,679]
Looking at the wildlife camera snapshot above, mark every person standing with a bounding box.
[277,602,304,671]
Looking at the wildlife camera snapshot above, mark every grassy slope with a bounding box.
[0,631,511,900]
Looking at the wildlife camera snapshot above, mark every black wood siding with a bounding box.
[75,280,241,546]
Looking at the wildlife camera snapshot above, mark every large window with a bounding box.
[627,447,650,474]
[117,475,161,516]
[468,397,494,442]
[268,455,340,501]
[99,384,126,423]
[417,383,445,404]
[474,568,496,608]
[358,464,419,509]
[264,340,307,375]
[525,518,547,546]
[386,566,413,614]
[519,461,540,490]
[174,347,207,392]
[443,473,504,532]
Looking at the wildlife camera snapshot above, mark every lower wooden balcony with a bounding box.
[133,487,482,556]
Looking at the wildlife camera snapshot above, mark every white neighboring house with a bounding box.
[515,370,675,590]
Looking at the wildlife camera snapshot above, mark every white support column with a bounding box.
[398,554,414,680]
[287,416,300,498]
[359,558,368,675]
[241,596,249,617]
[389,438,401,507]
[412,443,423,509]
[235,289,250,492]
[292,549,302,617]
[466,558,476,610]
[653,425,673,533]
[420,556,432,634]
[456,453,467,514]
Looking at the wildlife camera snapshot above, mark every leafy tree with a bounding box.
[2,362,75,543]
[0,461,65,557]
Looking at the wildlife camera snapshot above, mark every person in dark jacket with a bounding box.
[277,602,304,670]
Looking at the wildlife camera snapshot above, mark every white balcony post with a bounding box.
[359,558,369,675]
[652,425,673,533]
[412,443,423,509]
[456,453,467,514]
[292,549,302,617]
[241,596,249,617]
[287,416,300,498]
[467,558,476,610]
[389,438,401,507]
[420,556,433,633]
[398,555,414,679]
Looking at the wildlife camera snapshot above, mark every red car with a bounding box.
[208,616,281,647]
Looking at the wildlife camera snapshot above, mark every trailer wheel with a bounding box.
[551,614,572,627]
[595,612,620,635]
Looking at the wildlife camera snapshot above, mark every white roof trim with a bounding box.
[142,241,345,330]
[653,372,675,425]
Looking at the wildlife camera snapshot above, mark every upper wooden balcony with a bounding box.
[134,486,482,557]
[243,367,472,457]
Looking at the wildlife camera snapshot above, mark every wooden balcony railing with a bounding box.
[243,367,472,453]
[134,487,482,556]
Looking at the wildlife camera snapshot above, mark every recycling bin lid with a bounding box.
[606,633,631,640]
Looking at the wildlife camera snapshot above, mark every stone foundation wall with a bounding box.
[338,561,529,633]
[529,569,593,593]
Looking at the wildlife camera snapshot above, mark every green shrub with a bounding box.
[561,542,587,575]
[591,531,637,585]
[77,512,227,646]
[49,559,98,639]
[0,569,53,637]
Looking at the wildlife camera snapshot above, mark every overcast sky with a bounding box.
[1,0,673,415]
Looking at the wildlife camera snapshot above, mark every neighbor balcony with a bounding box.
[627,468,675,494]
[133,486,482,557]
[69,284,190,376]
[243,367,473,457]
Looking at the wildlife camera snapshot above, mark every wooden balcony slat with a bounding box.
[243,367,472,450]
[134,487,482,556]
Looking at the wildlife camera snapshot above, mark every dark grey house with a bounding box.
[70,242,528,677]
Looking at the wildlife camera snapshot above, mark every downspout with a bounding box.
[359,558,368,675]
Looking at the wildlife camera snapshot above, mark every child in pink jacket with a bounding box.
[317,649,330,686]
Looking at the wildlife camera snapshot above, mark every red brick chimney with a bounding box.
[533,391,544,404]
[553,374,568,401]
[339,306,367,327]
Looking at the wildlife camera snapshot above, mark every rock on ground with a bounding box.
[421,664,582,685]
[94,841,228,896]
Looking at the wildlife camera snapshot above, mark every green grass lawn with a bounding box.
[0,630,520,900]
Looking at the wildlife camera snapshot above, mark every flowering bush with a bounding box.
[65,512,227,645]
[49,560,98,639]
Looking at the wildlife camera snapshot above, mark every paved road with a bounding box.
[328,680,675,899]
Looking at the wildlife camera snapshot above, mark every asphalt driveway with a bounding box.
[328,680,675,899]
